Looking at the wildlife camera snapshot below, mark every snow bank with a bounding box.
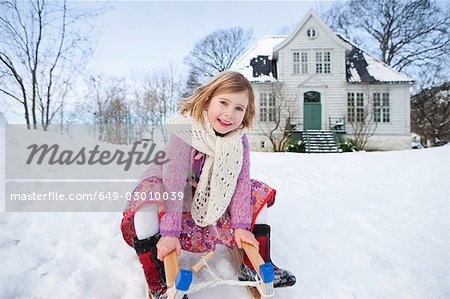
[0,126,449,298]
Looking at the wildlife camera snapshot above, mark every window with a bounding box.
[347,92,364,122]
[316,51,331,74]
[382,92,390,122]
[260,93,267,122]
[268,93,276,121]
[347,93,355,122]
[374,92,381,122]
[304,91,321,103]
[356,93,364,122]
[307,28,317,39]
[301,52,308,74]
[293,52,300,74]
[373,92,390,123]
[260,92,276,122]
[294,52,308,74]
[316,52,322,73]
[324,52,331,73]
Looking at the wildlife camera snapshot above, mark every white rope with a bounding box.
[251,270,275,298]
[170,255,274,298]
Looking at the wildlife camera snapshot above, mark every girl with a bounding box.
[120,71,295,298]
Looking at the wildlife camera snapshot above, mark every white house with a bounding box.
[232,10,414,151]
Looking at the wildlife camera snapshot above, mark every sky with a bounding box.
[3,0,334,123]
[2,0,448,124]
[82,1,334,77]
[1,0,334,124]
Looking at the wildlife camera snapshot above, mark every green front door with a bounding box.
[304,91,322,130]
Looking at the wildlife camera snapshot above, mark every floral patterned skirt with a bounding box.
[120,178,276,253]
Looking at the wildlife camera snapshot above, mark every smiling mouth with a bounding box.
[218,119,232,126]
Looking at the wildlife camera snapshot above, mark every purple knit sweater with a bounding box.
[140,134,251,237]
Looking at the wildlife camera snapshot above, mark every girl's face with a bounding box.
[206,90,249,135]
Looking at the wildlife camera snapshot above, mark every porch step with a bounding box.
[302,130,340,153]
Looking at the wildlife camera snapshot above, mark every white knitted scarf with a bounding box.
[166,111,245,227]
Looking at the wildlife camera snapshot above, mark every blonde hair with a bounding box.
[180,71,255,129]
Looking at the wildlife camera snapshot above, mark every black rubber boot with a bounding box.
[133,235,167,299]
[239,224,296,288]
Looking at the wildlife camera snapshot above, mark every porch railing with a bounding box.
[329,117,346,133]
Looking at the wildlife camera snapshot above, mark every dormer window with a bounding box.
[307,28,317,39]
[250,55,273,77]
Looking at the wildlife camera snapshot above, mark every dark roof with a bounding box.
[346,47,377,83]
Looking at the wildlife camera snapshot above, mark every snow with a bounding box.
[1,126,450,298]
[234,35,286,65]
[233,33,414,85]
[339,34,413,84]
[363,53,413,83]
[347,62,361,83]
[231,35,285,83]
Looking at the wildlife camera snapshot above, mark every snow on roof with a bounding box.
[231,35,286,83]
[339,35,414,84]
[348,65,361,83]
[363,53,414,83]
[233,34,414,85]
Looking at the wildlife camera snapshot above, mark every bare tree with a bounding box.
[133,66,182,141]
[411,82,450,146]
[100,95,131,145]
[76,75,133,144]
[347,87,379,150]
[184,26,253,89]
[181,68,202,98]
[258,82,298,152]
[0,0,103,129]
[323,0,450,88]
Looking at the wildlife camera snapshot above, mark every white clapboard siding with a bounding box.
[241,9,414,151]
[345,85,411,135]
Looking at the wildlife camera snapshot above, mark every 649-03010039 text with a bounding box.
[9,191,185,201]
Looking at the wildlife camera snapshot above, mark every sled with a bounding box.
[228,244,267,299]
[162,242,274,299]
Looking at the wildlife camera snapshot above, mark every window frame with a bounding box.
[260,92,276,122]
[347,92,355,123]
[260,93,267,122]
[315,51,331,74]
[373,92,390,123]
[356,92,364,122]
[347,92,365,123]
[382,92,390,123]
[293,52,300,74]
[301,52,308,74]
[293,51,309,74]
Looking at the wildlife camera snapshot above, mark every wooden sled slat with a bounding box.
[242,243,265,277]
[229,246,262,298]
[191,251,215,273]
[163,250,179,288]
[242,243,273,299]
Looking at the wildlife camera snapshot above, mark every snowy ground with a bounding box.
[1,127,449,298]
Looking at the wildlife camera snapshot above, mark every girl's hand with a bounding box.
[234,228,259,250]
[194,152,204,160]
[156,236,181,261]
